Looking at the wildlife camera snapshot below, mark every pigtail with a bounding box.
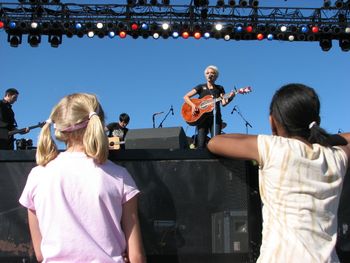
[308,121,331,147]
[36,120,59,166]
[84,112,109,164]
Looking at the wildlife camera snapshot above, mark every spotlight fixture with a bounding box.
[150,0,158,4]
[216,0,224,7]
[162,0,170,5]
[7,34,22,47]
[239,0,248,7]
[339,38,350,51]
[319,38,332,51]
[48,34,62,48]
[323,0,331,8]
[28,34,41,47]
[249,0,259,7]
[228,0,236,6]
[194,0,209,7]
[335,0,344,8]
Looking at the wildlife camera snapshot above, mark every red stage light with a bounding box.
[257,33,264,40]
[131,23,138,31]
[0,21,4,29]
[182,31,189,39]
[119,31,127,38]
[194,32,201,39]
[312,26,319,33]
[246,25,253,33]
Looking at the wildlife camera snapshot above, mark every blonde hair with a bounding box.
[204,65,219,78]
[36,93,109,166]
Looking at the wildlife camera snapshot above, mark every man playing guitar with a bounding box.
[183,65,234,149]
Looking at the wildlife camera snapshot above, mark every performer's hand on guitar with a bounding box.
[19,127,30,135]
[192,106,200,116]
[221,91,235,106]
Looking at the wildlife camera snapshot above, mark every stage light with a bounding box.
[108,31,116,38]
[246,25,253,32]
[335,0,344,8]
[49,34,62,48]
[297,34,306,41]
[217,0,224,7]
[162,23,170,30]
[257,33,263,40]
[30,22,39,29]
[332,26,341,34]
[7,34,22,47]
[215,23,223,31]
[288,35,295,41]
[300,26,309,33]
[194,32,201,39]
[96,22,103,29]
[239,0,248,7]
[319,38,332,51]
[141,23,149,30]
[28,34,41,47]
[194,0,209,7]
[75,22,82,30]
[152,32,160,39]
[182,31,189,39]
[9,21,17,29]
[131,23,138,30]
[249,0,259,7]
[224,34,230,41]
[87,31,94,38]
[323,0,331,8]
[311,26,319,33]
[119,31,127,38]
[162,0,170,5]
[228,0,236,6]
[339,39,350,51]
[204,32,210,39]
[280,25,287,32]
[150,0,157,4]
[0,21,4,29]
[235,25,243,32]
[267,33,273,40]
[172,31,179,38]
[345,27,350,33]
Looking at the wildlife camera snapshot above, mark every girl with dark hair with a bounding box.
[208,83,350,263]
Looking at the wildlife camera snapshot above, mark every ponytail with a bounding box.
[36,119,59,166]
[308,121,332,147]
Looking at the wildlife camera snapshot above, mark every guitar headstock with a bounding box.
[236,86,252,95]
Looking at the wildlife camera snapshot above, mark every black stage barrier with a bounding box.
[0,149,349,263]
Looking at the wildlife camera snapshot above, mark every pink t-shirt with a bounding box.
[19,151,139,263]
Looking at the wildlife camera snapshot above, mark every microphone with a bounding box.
[171,105,174,115]
[153,111,164,116]
[231,105,237,114]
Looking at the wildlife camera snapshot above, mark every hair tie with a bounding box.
[46,118,52,124]
[89,112,98,119]
[309,121,317,129]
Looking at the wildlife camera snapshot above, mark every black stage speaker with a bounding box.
[125,127,188,150]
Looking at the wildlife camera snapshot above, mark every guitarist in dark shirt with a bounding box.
[184,66,234,149]
[0,88,26,150]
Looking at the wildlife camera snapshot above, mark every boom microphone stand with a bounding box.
[158,105,174,128]
[231,105,252,134]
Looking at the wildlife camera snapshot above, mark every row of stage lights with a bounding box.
[14,0,350,9]
[2,19,350,51]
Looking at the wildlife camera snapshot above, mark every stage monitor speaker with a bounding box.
[125,126,188,150]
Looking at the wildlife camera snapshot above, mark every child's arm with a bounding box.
[122,196,146,263]
[28,209,43,262]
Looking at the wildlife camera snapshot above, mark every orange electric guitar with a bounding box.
[181,86,252,126]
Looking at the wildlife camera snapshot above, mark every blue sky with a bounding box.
[1,0,349,148]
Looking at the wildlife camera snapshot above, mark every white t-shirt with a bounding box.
[19,151,139,263]
[257,135,348,263]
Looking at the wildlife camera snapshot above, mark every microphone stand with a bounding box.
[233,106,252,134]
[152,114,156,128]
[158,106,173,128]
